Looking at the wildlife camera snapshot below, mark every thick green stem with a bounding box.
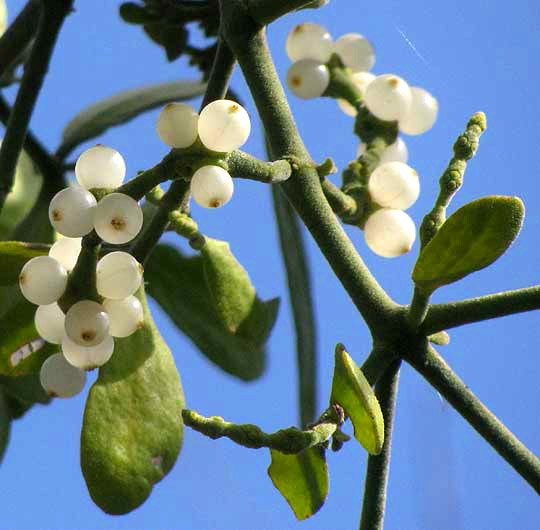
[227,150,291,183]
[0,0,41,78]
[221,11,397,333]
[406,344,540,493]
[0,0,73,213]
[359,361,401,530]
[421,285,540,335]
[182,404,344,454]
[360,347,399,387]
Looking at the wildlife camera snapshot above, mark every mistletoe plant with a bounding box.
[0,0,538,528]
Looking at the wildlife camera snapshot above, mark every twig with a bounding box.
[359,361,401,530]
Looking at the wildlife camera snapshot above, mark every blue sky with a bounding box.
[2,1,539,529]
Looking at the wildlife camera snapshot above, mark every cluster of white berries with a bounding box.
[364,162,419,257]
[19,146,145,398]
[285,23,440,259]
[156,99,251,208]
[285,23,375,100]
[284,22,438,138]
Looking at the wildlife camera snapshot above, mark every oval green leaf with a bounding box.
[58,80,206,158]
[268,447,328,520]
[413,196,525,292]
[145,244,279,381]
[81,286,185,515]
[330,344,384,455]
[201,237,257,334]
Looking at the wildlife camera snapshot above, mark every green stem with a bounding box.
[131,179,190,264]
[359,360,401,530]
[406,344,540,493]
[421,285,540,335]
[200,36,236,110]
[116,156,174,201]
[321,178,358,220]
[182,404,344,454]
[0,0,73,213]
[227,150,291,183]
[0,0,41,78]
[271,184,317,428]
[221,12,397,334]
[360,347,399,387]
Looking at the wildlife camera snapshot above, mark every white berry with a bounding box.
[96,251,143,300]
[75,145,126,189]
[157,102,199,148]
[64,300,110,347]
[39,352,87,398]
[364,208,416,258]
[198,99,251,152]
[19,256,67,305]
[93,192,143,244]
[62,334,115,370]
[48,186,97,237]
[49,237,81,273]
[334,33,375,72]
[35,303,65,344]
[286,23,333,63]
[399,87,438,135]
[368,162,420,210]
[190,165,234,209]
[287,59,330,100]
[364,74,412,121]
[338,71,375,116]
[103,296,144,338]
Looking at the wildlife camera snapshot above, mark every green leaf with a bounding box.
[413,196,525,292]
[330,344,384,455]
[201,237,257,334]
[81,286,185,515]
[0,285,56,376]
[268,447,328,520]
[0,241,49,285]
[0,150,42,241]
[145,244,279,381]
[58,80,207,157]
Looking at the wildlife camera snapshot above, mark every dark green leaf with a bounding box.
[201,238,256,334]
[330,344,384,455]
[0,241,49,285]
[413,196,525,292]
[119,2,157,24]
[58,80,206,157]
[145,244,279,381]
[0,150,41,241]
[268,447,328,520]
[162,25,188,62]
